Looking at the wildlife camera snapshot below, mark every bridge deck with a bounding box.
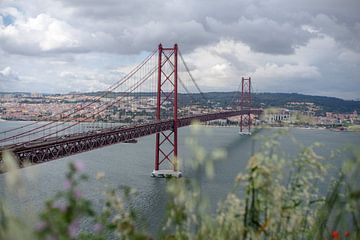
[0,109,262,167]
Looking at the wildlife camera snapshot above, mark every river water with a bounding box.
[0,121,359,236]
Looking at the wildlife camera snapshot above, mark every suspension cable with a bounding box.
[13,65,158,146]
[178,51,208,104]
[0,50,157,143]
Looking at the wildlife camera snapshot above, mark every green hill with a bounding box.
[198,92,360,114]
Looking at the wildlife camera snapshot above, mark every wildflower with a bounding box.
[68,219,80,238]
[53,201,68,212]
[63,179,71,190]
[34,221,47,231]
[235,173,246,183]
[93,223,103,233]
[74,190,82,199]
[74,161,85,172]
[96,171,105,180]
[331,230,340,239]
[344,231,350,237]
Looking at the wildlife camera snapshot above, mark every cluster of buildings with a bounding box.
[1,94,359,129]
[322,111,359,125]
[0,93,215,123]
[263,102,359,127]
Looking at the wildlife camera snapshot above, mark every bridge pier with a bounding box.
[239,131,252,136]
[152,169,182,178]
[153,43,182,178]
[239,77,252,135]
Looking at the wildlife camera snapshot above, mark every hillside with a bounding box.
[199,92,360,114]
[83,91,360,114]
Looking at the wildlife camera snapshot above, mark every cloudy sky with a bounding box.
[0,0,359,99]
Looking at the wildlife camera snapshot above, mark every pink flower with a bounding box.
[68,220,80,238]
[34,221,47,231]
[74,161,85,172]
[74,190,82,199]
[53,202,68,212]
[93,223,103,233]
[345,231,350,237]
[63,179,71,190]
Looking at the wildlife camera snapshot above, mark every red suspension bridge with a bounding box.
[0,44,262,177]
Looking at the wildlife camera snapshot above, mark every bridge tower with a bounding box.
[152,44,182,177]
[239,77,252,135]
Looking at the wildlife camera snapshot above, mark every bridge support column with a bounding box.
[239,77,252,135]
[152,43,182,178]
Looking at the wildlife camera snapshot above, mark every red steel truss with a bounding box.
[240,77,252,134]
[155,44,179,172]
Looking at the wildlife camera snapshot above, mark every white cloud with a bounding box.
[0,13,81,54]
[0,66,20,91]
[0,66,19,80]
[0,66,13,76]
[180,37,359,98]
[205,16,312,54]
[253,63,320,80]
[0,9,119,55]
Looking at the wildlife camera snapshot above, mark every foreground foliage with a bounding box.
[0,128,359,239]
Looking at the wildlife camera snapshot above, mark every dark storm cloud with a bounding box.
[1,0,359,55]
[53,0,360,55]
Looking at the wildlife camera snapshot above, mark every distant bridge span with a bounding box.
[0,110,261,168]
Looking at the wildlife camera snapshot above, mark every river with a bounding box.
[0,121,359,236]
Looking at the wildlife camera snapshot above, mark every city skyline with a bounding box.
[0,0,360,99]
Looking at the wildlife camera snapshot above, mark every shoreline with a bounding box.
[1,120,359,132]
[202,124,360,132]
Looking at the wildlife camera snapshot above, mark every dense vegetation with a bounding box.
[1,126,359,239]
[253,93,360,114]
[200,92,360,114]
[81,91,360,114]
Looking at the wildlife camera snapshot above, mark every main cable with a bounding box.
[178,51,208,104]
[0,49,157,137]
[0,50,157,143]
[13,65,158,146]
